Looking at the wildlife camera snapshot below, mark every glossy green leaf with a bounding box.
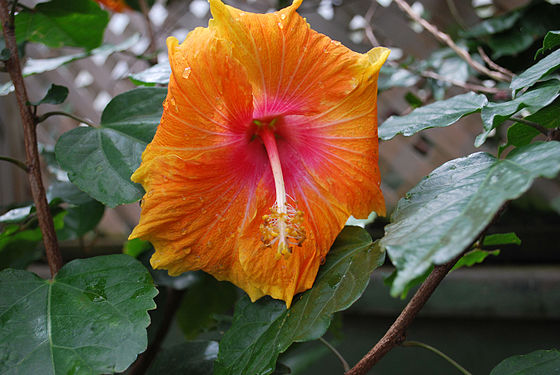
[490,349,560,375]
[475,81,560,147]
[177,275,237,339]
[381,141,560,297]
[30,84,68,106]
[15,0,109,50]
[499,123,541,156]
[0,254,157,374]
[56,200,105,241]
[379,92,487,140]
[462,10,522,38]
[499,99,560,155]
[47,181,95,206]
[511,49,560,92]
[214,226,384,375]
[124,238,152,258]
[378,66,419,91]
[1,35,139,96]
[23,34,140,76]
[0,211,65,270]
[536,30,560,58]
[147,341,218,375]
[55,87,166,207]
[0,206,32,224]
[451,249,500,271]
[129,62,171,86]
[483,232,521,246]
[0,81,14,96]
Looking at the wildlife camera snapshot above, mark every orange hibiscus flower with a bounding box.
[130,0,389,307]
[96,0,129,12]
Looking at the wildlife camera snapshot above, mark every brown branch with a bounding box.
[346,203,510,375]
[345,254,461,375]
[0,155,29,172]
[477,46,514,79]
[128,287,185,375]
[364,1,379,47]
[421,70,506,95]
[138,0,157,65]
[36,111,98,128]
[0,0,63,276]
[392,0,511,83]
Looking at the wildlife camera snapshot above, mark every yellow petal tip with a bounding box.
[367,47,391,73]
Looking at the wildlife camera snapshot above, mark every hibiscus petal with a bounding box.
[129,25,258,280]
[208,0,388,117]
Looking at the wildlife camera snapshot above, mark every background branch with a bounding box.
[0,0,63,276]
[0,155,29,172]
[345,254,461,375]
[392,0,511,83]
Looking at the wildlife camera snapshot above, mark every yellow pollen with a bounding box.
[259,204,306,257]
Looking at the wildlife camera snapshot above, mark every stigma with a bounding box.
[257,122,306,256]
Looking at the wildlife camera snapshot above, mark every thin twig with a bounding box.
[0,0,63,276]
[128,288,185,375]
[364,1,379,47]
[392,0,511,83]
[36,111,98,128]
[0,155,29,172]
[346,203,510,375]
[319,337,350,372]
[421,70,505,95]
[509,116,548,136]
[477,47,514,78]
[402,341,473,375]
[345,255,461,375]
[445,0,466,29]
[138,0,157,65]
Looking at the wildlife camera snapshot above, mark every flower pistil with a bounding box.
[258,122,306,257]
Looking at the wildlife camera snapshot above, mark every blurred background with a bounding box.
[1,0,559,374]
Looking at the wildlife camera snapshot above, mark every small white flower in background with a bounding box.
[189,0,209,18]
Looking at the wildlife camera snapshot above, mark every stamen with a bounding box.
[258,125,306,256]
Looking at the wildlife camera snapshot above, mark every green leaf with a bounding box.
[381,141,560,297]
[14,0,109,50]
[129,62,171,86]
[147,341,218,375]
[490,349,560,375]
[0,211,65,270]
[0,254,157,374]
[511,49,560,92]
[483,232,521,246]
[0,81,14,96]
[23,34,140,76]
[378,66,420,91]
[498,123,541,156]
[0,35,140,97]
[451,249,500,271]
[47,181,95,205]
[499,99,560,155]
[475,81,560,147]
[462,10,522,38]
[56,200,105,241]
[55,87,166,207]
[0,206,32,224]
[176,275,237,339]
[536,30,560,58]
[404,92,422,108]
[214,226,385,375]
[379,92,488,140]
[30,84,68,106]
[124,238,152,258]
